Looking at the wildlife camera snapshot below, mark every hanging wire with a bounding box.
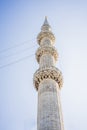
[0,38,36,54]
[0,44,37,60]
[0,54,35,69]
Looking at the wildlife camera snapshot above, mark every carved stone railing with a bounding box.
[33,66,63,90]
[37,32,55,45]
[36,46,58,63]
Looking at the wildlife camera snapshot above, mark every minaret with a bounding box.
[33,17,64,130]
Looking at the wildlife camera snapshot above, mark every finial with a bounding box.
[44,16,48,25]
[45,16,47,19]
[41,16,51,31]
[43,16,49,26]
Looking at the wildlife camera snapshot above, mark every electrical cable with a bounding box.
[0,54,35,69]
[0,38,36,54]
[0,44,37,60]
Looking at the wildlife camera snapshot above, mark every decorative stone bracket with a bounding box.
[37,31,55,45]
[33,66,63,90]
[36,46,58,63]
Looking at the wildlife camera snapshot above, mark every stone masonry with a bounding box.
[33,17,64,130]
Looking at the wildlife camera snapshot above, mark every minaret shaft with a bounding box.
[33,17,64,130]
[37,79,63,130]
[40,54,55,68]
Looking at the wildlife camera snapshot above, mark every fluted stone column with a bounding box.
[33,17,64,130]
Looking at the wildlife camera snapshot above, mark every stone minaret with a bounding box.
[33,17,64,130]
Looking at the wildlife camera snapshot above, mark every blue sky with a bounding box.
[0,0,87,130]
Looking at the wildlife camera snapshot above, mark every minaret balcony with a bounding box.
[33,66,63,90]
[36,46,58,63]
[37,31,55,45]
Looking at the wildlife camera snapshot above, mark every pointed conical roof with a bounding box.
[37,17,55,45]
[41,16,51,31]
[43,16,49,25]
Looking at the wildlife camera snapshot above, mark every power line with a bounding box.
[0,38,36,54]
[0,44,37,60]
[0,54,35,69]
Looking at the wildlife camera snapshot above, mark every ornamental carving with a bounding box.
[36,46,58,63]
[33,66,63,90]
[37,31,55,45]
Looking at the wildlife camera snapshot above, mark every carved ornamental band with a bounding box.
[33,67,63,90]
[37,32,55,45]
[36,46,58,63]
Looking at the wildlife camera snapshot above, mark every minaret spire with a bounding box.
[41,16,51,32]
[33,18,64,130]
[43,16,49,25]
